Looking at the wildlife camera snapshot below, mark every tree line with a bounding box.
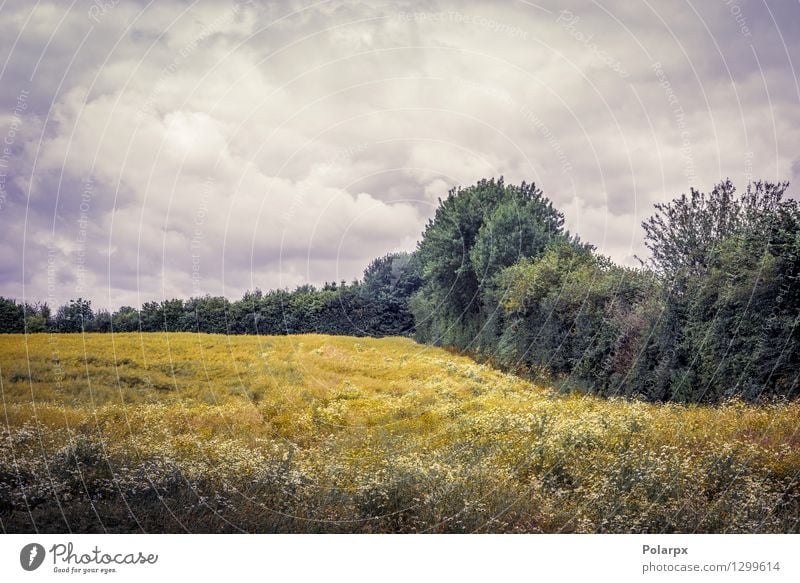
[410,177,798,403]
[0,252,422,338]
[2,177,798,402]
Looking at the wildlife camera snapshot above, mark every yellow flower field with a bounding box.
[1,332,798,533]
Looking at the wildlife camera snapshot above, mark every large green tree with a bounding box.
[412,178,575,349]
[641,180,799,401]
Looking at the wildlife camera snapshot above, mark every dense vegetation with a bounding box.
[411,178,799,403]
[2,177,798,403]
[0,251,422,337]
[2,333,798,533]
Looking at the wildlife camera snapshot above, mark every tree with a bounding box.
[640,180,798,401]
[24,312,47,333]
[54,298,94,333]
[23,302,50,332]
[494,241,659,394]
[184,296,230,334]
[470,183,566,283]
[641,180,788,278]
[412,178,574,348]
[90,309,112,332]
[360,252,422,336]
[111,306,141,332]
[0,297,25,333]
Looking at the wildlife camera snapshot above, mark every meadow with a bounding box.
[1,332,798,533]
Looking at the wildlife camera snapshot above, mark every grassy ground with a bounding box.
[1,332,798,533]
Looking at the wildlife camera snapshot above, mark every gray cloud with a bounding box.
[0,0,798,309]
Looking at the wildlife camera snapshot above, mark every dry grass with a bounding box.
[1,332,798,533]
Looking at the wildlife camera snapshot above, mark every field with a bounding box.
[1,332,798,533]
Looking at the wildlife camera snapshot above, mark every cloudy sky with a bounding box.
[0,0,798,309]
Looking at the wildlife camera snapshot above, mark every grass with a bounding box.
[1,332,798,533]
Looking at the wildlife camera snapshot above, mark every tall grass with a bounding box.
[1,333,798,533]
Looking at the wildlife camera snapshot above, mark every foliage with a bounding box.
[411,178,580,349]
[360,252,423,336]
[494,242,662,395]
[0,298,51,333]
[53,298,94,333]
[409,178,799,403]
[636,180,800,402]
[0,253,421,338]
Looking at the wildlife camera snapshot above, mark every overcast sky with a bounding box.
[1,0,798,310]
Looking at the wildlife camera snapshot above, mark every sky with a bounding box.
[0,0,798,310]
